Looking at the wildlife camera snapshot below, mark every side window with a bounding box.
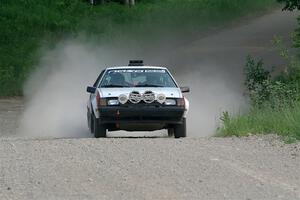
[93,70,105,87]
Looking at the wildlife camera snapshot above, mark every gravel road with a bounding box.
[0,136,299,200]
[1,10,300,200]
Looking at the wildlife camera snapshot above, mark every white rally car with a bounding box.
[86,60,190,138]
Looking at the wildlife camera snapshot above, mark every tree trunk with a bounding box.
[123,0,134,6]
[129,0,135,6]
[90,0,104,5]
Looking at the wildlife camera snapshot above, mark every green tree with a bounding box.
[277,0,300,10]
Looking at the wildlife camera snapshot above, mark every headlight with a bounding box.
[107,99,119,106]
[177,98,185,107]
[165,99,176,106]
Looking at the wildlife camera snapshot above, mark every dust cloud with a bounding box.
[177,70,244,137]
[17,37,244,138]
[18,41,128,138]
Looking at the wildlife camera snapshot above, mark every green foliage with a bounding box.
[292,17,300,48]
[218,103,300,142]
[277,0,300,10]
[244,56,298,108]
[244,57,270,92]
[277,0,300,48]
[219,38,300,141]
[244,57,270,106]
[0,0,276,96]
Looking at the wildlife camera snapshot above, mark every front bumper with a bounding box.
[98,105,185,124]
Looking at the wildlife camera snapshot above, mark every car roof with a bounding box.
[106,66,167,70]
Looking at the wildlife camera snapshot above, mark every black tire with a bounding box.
[174,118,187,138]
[93,115,107,138]
[168,128,174,137]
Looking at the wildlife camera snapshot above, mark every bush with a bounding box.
[244,56,298,109]
[219,39,300,141]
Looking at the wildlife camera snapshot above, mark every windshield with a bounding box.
[99,69,177,88]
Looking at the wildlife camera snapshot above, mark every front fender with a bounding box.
[91,97,100,118]
[183,97,189,118]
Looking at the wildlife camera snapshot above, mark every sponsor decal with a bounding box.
[108,69,166,73]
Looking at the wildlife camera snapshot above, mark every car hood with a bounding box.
[99,87,182,98]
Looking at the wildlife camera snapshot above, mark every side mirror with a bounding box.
[180,87,190,93]
[86,86,96,94]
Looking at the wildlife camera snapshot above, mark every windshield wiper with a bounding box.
[135,84,164,87]
[102,84,129,88]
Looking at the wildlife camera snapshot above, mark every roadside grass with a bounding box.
[218,103,300,142]
[0,0,277,96]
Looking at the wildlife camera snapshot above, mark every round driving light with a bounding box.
[118,94,128,104]
[143,91,155,104]
[156,94,166,104]
[129,91,142,104]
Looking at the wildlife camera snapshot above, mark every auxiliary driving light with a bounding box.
[118,94,128,104]
[157,94,166,104]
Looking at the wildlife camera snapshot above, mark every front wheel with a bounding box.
[174,118,187,138]
[93,115,107,138]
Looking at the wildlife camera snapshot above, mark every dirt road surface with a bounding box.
[0,10,300,200]
[0,136,299,200]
